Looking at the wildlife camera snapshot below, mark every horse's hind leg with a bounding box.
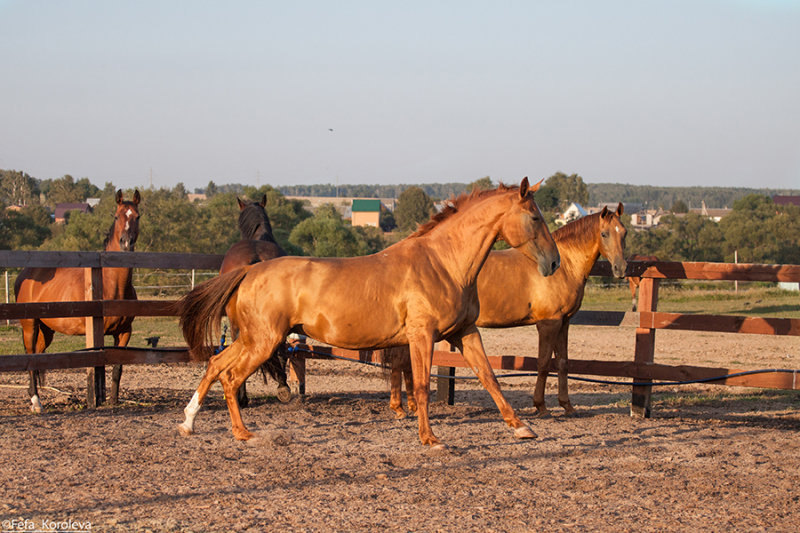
[179,341,247,437]
[218,337,284,441]
[389,362,406,419]
[259,346,291,403]
[22,319,50,413]
[555,321,575,415]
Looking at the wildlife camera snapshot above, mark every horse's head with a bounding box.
[237,194,274,241]
[597,202,627,278]
[112,189,141,251]
[500,178,560,277]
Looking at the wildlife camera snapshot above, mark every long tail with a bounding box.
[176,266,251,361]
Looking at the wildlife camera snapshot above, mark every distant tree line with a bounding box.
[3,169,799,266]
[588,183,800,210]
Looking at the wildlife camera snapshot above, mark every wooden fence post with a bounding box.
[631,276,659,418]
[84,267,105,408]
[435,341,456,404]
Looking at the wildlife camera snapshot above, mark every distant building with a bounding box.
[54,203,91,224]
[773,195,800,207]
[351,199,382,228]
[555,203,588,226]
[690,200,731,222]
[187,193,207,203]
[630,209,666,229]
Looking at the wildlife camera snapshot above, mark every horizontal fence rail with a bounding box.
[1,251,799,415]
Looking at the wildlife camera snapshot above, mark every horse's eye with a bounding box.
[601,231,608,238]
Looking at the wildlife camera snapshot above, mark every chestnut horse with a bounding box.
[627,254,659,311]
[14,190,140,412]
[176,178,560,447]
[388,204,627,419]
[219,195,291,407]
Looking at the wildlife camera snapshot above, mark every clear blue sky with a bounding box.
[2,0,799,191]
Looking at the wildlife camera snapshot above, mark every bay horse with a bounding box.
[627,254,659,311]
[14,190,140,412]
[388,204,627,419]
[176,178,561,448]
[219,195,291,406]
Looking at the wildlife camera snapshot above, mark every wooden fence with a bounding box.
[1,251,799,416]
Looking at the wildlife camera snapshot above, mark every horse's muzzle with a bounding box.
[537,253,561,277]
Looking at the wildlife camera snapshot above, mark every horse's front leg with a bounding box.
[407,332,442,447]
[451,326,535,439]
[110,330,131,405]
[555,321,575,415]
[533,320,560,417]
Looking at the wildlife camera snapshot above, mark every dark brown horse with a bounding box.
[176,178,561,447]
[219,195,291,406]
[627,254,659,311]
[14,190,140,412]
[388,204,627,419]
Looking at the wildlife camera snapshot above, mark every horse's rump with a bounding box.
[177,266,252,360]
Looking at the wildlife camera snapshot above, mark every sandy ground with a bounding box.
[0,325,798,532]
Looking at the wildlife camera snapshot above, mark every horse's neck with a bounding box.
[254,230,276,243]
[425,203,505,286]
[557,230,601,280]
[103,232,133,295]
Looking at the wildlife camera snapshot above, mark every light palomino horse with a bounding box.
[14,190,140,412]
[388,204,627,419]
[176,178,560,448]
[219,195,291,407]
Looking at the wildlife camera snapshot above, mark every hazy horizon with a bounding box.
[2,1,798,191]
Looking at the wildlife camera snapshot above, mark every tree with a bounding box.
[206,181,219,197]
[0,206,51,249]
[42,175,99,205]
[0,170,39,206]
[466,176,493,192]
[543,172,589,210]
[379,209,396,232]
[394,187,434,232]
[289,204,362,257]
[671,200,689,213]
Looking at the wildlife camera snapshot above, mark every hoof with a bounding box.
[514,425,537,439]
[177,423,194,437]
[233,429,254,441]
[30,396,42,414]
[276,386,292,403]
[429,443,449,453]
[534,409,551,419]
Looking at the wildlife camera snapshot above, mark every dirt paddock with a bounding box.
[1,325,798,532]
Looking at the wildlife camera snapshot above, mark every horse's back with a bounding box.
[234,254,416,349]
[15,267,83,303]
[220,240,285,274]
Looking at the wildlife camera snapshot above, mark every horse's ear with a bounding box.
[528,177,545,195]
[616,202,624,216]
[116,190,123,205]
[237,197,246,210]
[133,190,141,205]
[259,194,267,208]
[518,177,529,198]
[601,205,609,218]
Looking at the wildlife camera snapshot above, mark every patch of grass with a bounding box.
[583,284,799,318]
[0,316,187,356]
